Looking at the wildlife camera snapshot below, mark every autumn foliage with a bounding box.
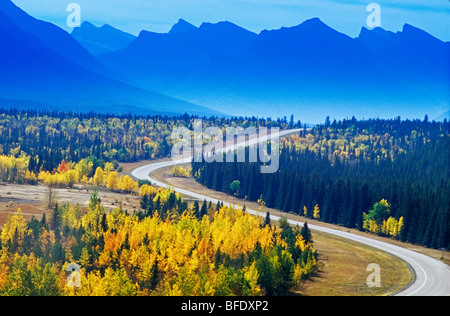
[363,199,404,238]
[0,188,318,296]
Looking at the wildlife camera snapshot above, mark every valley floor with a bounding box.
[1,159,448,295]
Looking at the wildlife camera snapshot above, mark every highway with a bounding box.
[131,128,450,296]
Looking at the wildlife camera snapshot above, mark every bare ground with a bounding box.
[0,182,141,226]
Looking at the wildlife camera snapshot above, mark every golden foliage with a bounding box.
[0,188,318,296]
[172,165,192,178]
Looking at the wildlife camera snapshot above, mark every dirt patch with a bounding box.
[0,183,142,228]
[0,202,49,227]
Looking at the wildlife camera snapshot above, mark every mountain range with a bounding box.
[1,0,448,122]
[71,22,136,56]
[98,18,450,122]
[0,0,219,116]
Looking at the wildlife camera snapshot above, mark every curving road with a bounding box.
[131,128,450,296]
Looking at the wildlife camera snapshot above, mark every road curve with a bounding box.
[131,129,450,296]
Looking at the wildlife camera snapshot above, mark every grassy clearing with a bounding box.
[297,231,413,296]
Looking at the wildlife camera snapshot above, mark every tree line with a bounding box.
[0,108,298,173]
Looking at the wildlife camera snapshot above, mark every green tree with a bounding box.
[1,255,61,296]
[51,204,61,231]
[300,222,313,244]
[366,199,391,224]
[230,180,241,196]
[255,254,275,296]
[89,186,101,210]
[200,200,208,218]
[264,211,271,227]
[100,213,108,232]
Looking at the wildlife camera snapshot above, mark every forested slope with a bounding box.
[193,117,450,249]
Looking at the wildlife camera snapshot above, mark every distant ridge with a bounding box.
[1,0,448,122]
[0,0,221,117]
[71,21,136,55]
[0,0,108,76]
[99,17,449,122]
[169,19,198,34]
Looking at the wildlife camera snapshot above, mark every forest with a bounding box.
[193,117,450,249]
[0,108,448,297]
[0,108,318,296]
[0,188,318,296]
[0,109,298,191]
[0,108,298,173]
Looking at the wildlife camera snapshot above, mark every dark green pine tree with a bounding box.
[200,200,208,218]
[193,200,200,219]
[100,213,108,232]
[140,194,149,210]
[264,212,271,227]
[300,222,313,244]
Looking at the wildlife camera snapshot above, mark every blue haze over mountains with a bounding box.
[1,0,448,123]
[0,0,218,116]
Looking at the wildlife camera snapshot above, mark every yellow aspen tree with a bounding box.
[0,208,29,248]
[313,204,320,219]
[79,247,91,268]
[81,175,88,185]
[386,217,398,237]
[25,170,38,184]
[119,175,139,193]
[93,167,104,186]
[139,184,156,197]
[172,166,191,177]
[397,217,404,238]
[244,262,261,296]
[104,162,114,174]
[106,171,119,191]
[66,169,79,187]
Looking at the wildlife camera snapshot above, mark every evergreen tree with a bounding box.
[89,186,101,210]
[300,222,313,244]
[264,212,271,227]
[200,200,208,218]
[193,201,200,219]
[100,213,108,232]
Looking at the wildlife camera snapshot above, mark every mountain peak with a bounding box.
[303,17,325,25]
[358,26,395,39]
[71,21,136,55]
[169,19,197,34]
[261,17,332,36]
[402,23,421,33]
[402,23,432,37]
[296,17,330,30]
[198,21,255,36]
[100,24,117,31]
[400,23,443,44]
[80,21,96,28]
[200,21,236,29]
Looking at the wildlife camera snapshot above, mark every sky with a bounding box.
[11,0,450,41]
